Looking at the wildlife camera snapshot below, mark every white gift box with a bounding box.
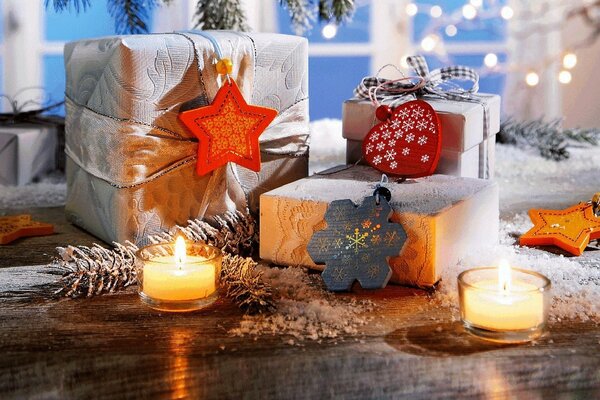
[64,32,310,245]
[259,165,499,288]
[0,124,59,186]
[342,94,500,179]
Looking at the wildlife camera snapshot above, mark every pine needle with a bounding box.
[54,210,274,314]
[498,118,600,161]
[193,0,249,31]
[45,0,91,13]
[280,0,354,35]
[108,0,159,35]
[48,0,355,34]
[221,254,276,314]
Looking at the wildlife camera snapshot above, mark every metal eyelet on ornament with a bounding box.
[373,174,392,205]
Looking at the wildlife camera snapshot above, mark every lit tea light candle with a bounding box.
[135,236,222,312]
[458,260,551,343]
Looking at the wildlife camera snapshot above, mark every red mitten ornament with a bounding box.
[362,100,442,178]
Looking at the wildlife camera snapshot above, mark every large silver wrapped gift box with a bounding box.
[64,31,309,245]
[0,124,59,186]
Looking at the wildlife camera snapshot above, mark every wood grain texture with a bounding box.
[0,208,599,399]
[1,271,599,399]
[0,207,101,268]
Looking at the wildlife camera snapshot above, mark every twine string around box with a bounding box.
[64,31,309,244]
[183,29,233,85]
[355,56,486,133]
[0,87,64,124]
[367,74,426,109]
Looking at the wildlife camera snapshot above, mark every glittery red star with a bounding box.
[178,80,277,176]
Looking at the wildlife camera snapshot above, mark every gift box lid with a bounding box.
[265,165,496,215]
[342,93,500,153]
[64,32,308,133]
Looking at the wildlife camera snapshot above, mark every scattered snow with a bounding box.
[269,166,493,215]
[436,212,600,322]
[2,119,599,337]
[495,144,600,212]
[309,119,346,174]
[0,173,66,209]
[229,266,374,342]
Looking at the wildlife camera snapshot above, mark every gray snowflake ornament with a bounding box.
[307,195,407,291]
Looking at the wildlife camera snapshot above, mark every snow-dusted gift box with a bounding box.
[0,124,59,186]
[260,166,499,288]
[64,31,309,245]
[343,94,500,179]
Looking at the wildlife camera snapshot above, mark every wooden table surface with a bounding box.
[1,207,599,400]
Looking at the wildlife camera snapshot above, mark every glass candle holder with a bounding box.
[135,241,222,312]
[458,267,551,343]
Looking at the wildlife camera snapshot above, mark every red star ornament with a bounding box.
[178,79,277,176]
[519,203,600,256]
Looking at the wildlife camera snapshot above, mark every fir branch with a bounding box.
[193,0,249,31]
[280,0,316,35]
[318,0,329,21]
[45,0,91,12]
[148,210,257,256]
[54,242,138,297]
[562,125,600,146]
[53,210,272,314]
[328,0,354,24]
[280,0,354,35]
[498,118,600,161]
[49,0,355,34]
[221,254,275,314]
[108,0,160,35]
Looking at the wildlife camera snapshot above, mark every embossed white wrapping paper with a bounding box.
[64,31,309,245]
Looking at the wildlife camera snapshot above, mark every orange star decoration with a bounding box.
[0,214,54,245]
[519,200,600,256]
[179,79,277,176]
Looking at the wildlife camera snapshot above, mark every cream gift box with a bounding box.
[343,94,500,179]
[260,166,499,288]
[64,31,309,245]
[0,124,60,186]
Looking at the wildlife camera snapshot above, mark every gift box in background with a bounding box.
[343,93,500,179]
[65,31,309,245]
[259,165,499,288]
[0,121,63,186]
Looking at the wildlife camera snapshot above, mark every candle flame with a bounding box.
[175,236,187,265]
[498,260,512,292]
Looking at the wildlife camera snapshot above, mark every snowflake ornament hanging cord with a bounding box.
[47,0,355,35]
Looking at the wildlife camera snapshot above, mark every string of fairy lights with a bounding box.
[320,1,592,87]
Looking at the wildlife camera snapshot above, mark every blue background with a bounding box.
[30,1,506,119]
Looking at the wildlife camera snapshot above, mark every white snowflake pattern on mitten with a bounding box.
[363,100,439,174]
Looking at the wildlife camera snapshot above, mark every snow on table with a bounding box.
[1,119,599,326]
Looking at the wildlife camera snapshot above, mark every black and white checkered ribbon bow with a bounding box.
[354,55,489,137]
